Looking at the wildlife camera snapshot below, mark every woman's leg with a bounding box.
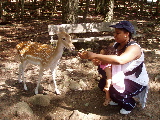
[109,79,146,111]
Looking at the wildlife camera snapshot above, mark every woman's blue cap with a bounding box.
[109,21,135,34]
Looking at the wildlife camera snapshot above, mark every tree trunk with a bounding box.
[32,0,37,10]
[95,0,102,14]
[156,0,159,15]
[21,0,25,19]
[123,0,126,11]
[83,0,90,21]
[34,0,37,4]
[62,0,79,24]
[153,0,159,18]
[104,0,114,22]
[0,1,2,20]
[95,0,98,13]
[51,0,57,16]
[16,0,20,18]
[140,0,143,13]
[95,0,109,15]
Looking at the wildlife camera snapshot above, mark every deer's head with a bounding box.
[56,27,75,51]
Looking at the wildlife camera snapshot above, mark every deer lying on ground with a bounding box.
[16,28,75,94]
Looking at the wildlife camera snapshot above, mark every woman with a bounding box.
[78,21,149,114]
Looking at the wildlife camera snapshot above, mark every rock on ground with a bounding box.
[11,101,34,119]
[69,110,101,120]
[28,94,51,107]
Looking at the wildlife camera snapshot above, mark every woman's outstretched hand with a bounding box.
[78,51,95,60]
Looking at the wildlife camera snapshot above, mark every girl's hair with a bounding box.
[100,46,115,55]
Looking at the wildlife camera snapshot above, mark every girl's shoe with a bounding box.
[120,108,131,114]
[109,101,118,105]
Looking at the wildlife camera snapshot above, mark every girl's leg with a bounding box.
[103,90,111,106]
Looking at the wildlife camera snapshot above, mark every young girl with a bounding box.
[92,46,115,106]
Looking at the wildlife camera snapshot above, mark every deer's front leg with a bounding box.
[52,69,60,95]
[18,63,23,83]
[21,61,28,91]
[35,68,43,94]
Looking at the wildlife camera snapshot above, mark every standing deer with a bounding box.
[16,28,75,94]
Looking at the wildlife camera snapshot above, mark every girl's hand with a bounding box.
[103,87,110,92]
[92,59,101,66]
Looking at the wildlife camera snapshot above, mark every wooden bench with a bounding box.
[48,21,140,43]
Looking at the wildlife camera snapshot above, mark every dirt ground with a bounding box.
[0,16,160,120]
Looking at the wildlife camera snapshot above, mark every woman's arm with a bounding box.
[78,45,141,65]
